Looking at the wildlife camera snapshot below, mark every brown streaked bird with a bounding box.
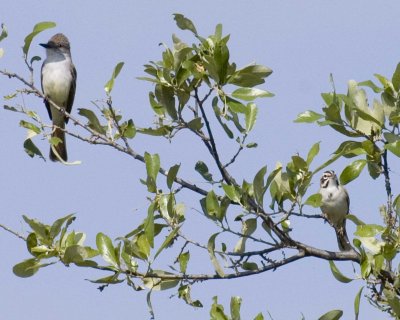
[319,170,352,251]
[40,33,76,162]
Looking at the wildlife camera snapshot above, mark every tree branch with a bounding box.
[0,223,27,241]
[194,87,237,186]
[1,70,211,197]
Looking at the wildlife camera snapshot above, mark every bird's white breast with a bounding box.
[42,57,73,107]
[320,185,348,226]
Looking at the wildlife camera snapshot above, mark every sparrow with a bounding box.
[319,170,352,251]
[40,33,76,161]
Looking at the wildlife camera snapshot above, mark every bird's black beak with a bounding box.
[39,43,49,48]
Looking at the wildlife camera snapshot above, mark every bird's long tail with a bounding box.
[50,125,67,162]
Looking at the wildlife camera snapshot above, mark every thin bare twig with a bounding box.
[224,134,247,169]
[194,87,237,186]
[0,223,27,241]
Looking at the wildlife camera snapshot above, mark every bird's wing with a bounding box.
[65,63,77,124]
[41,63,52,120]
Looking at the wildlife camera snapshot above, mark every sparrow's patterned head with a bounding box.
[320,170,338,188]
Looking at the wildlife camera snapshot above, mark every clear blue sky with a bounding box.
[1,1,399,319]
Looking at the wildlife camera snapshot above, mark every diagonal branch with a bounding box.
[91,245,359,282]
[194,87,237,186]
[1,70,212,198]
[0,223,27,241]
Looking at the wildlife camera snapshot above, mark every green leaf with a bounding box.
[24,138,44,159]
[253,313,264,320]
[26,233,39,256]
[173,14,198,36]
[208,233,224,277]
[23,215,50,243]
[205,190,222,221]
[234,218,257,253]
[187,117,203,131]
[253,166,267,207]
[246,142,258,148]
[384,288,400,317]
[242,262,259,271]
[354,286,363,320]
[394,194,400,217]
[306,142,320,165]
[226,96,247,113]
[30,55,41,64]
[358,80,383,93]
[137,126,172,136]
[203,55,220,82]
[304,193,322,208]
[245,103,258,133]
[179,251,190,274]
[228,64,272,87]
[167,164,180,189]
[312,145,347,175]
[385,140,400,158]
[178,284,203,307]
[143,272,180,291]
[104,61,124,95]
[392,62,400,91]
[153,227,180,261]
[50,213,75,240]
[20,120,41,134]
[130,232,151,260]
[87,274,123,284]
[155,84,177,120]
[212,99,234,138]
[195,161,213,182]
[63,245,98,264]
[119,119,136,139]
[222,183,241,203]
[291,155,307,170]
[214,42,230,84]
[231,87,273,101]
[4,93,18,101]
[294,110,324,123]
[329,260,353,283]
[354,104,384,128]
[144,203,155,248]
[354,224,384,237]
[148,91,165,115]
[230,296,242,320]
[318,310,343,320]
[346,214,365,226]
[96,233,118,267]
[64,231,85,247]
[339,159,367,185]
[144,152,160,193]
[13,258,41,278]
[210,296,228,320]
[78,108,106,134]
[0,23,8,42]
[23,21,56,56]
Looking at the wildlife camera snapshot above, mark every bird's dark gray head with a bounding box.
[320,170,338,188]
[40,33,71,51]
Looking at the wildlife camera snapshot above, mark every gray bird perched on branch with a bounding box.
[40,33,77,162]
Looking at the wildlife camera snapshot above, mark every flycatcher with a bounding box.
[40,33,77,162]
